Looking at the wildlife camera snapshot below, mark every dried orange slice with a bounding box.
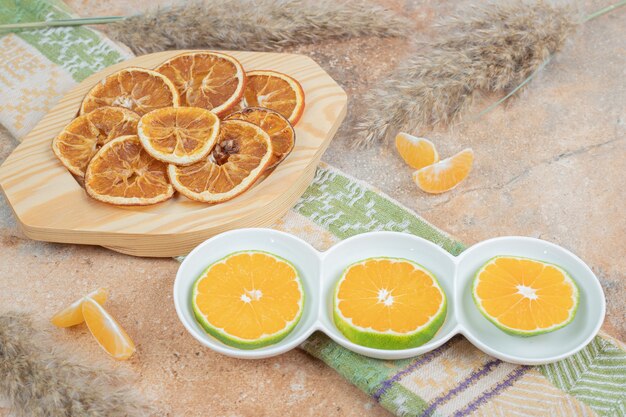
[473,256,579,336]
[240,70,305,125]
[51,288,109,328]
[168,120,272,203]
[155,51,245,117]
[82,297,136,360]
[412,148,474,194]
[52,107,139,177]
[79,67,179,116]
[85,135,174,206]
[137,107,220,165]
[395,132,439,170]
[225,107,295,169]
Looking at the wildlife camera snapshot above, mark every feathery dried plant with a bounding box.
[107,0,410,55]
[356,1,579,147]
[0,312,154,417]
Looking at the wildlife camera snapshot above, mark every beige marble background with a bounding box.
[0,0,624,416]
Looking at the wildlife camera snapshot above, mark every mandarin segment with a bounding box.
[192,251,304,349]
[155,51,245,117]
[334,258,447,350]
[85,135,174,206]
[240,70,305,125]
[50,288,109,328]
[472,256,579,336]
[79,67,179,116]
[395,132,439,170]
[138,107,220,165]
[52,106,139,177]
[82,297,136,360]
[226,107,295,169]
[168,120,272,203]
[413,148,474,194]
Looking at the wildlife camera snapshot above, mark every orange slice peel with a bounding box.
[168,119,272,203]
[79,67,179,116]
[156,51,245,117]
[85,135,174,206]
[138,106,220,165]
[240,70,305,125]
[225,107,295,169]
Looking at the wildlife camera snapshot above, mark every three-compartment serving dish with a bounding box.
[173,229,606,365]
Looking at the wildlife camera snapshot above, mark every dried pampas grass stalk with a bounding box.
[356,0,580,147]
[107,0,410,55]
[0,312,154,417]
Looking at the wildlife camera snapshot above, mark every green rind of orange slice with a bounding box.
[191,250,304,350]
[472,256,579,337]
[333,257,447,350]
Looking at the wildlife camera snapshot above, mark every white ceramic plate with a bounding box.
[173,229,606,363]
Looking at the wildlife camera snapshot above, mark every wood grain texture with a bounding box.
[0,50,347,257]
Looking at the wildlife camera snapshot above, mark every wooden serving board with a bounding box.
[0,50,347,257]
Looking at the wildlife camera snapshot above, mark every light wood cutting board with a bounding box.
[0,50,347,257]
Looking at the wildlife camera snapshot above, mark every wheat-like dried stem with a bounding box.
[106,0,410,54]
[356,0,580,147]
[0,312,154,417]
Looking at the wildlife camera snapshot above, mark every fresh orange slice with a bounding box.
[137,107,220,165]
[225,107,295,169]
[412,148,473,194]
[79,67,179,116]
[168,120,272,203]
[395,132,439,170]
[52,107,139,177]
[240,70,305,125]
[155,51,245,117]
[334,258,447,349]
[50,288,108,328]
[85,135,174,206]
[192,251,304,349]
[473,256,579,336]
[82,297,135,360]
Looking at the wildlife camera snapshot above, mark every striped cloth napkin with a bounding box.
[1,1,624,416]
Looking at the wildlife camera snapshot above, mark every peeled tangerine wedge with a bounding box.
[82,297,136,360]
[50,288,108,328]
[156,51,245,117]
[226,107,295,169]
[52,106,139,177]
[413,148,474,194]
[168,120,272,203]
[240,70,305,125]
[79,67,179,116]
[395,132,439,170]
[192,251,304,349]
[473,256,579,336]
[334,258,447,350]
[85,135,174,206]
[138,107,220,165]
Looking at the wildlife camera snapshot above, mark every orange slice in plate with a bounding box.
[138,107,220,165]
[412,148,474,194]
[225,107,295,169]
[50,288,108,328]
[52,106,139,177]
[240,70,305,125]
[85,135,174,206]
[168,119,272,203]
[395,132,439,170]
[79,67,179,116]
[155,51,245,117]
[82,297,135,360]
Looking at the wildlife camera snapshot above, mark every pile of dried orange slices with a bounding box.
[52,51,305,206]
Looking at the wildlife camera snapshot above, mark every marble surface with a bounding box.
[0,1,624,416]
